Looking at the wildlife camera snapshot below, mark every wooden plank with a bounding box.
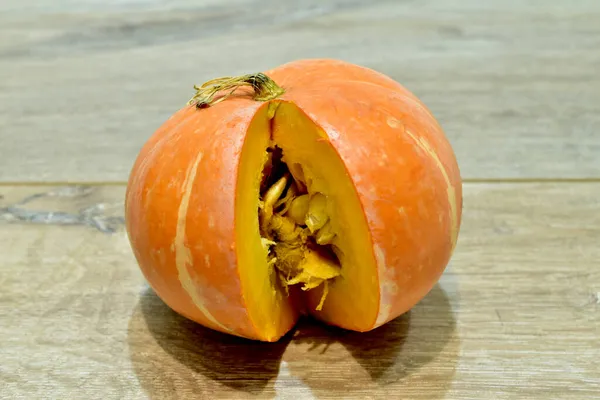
[1,182,598,399]
[1,0,599,182]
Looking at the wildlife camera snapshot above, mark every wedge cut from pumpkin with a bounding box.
[235,100,380,340]
[125,59,462,342]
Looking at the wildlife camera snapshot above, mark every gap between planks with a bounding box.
[1,178,600,187]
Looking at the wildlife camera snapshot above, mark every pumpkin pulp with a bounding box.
[235,100,379,340]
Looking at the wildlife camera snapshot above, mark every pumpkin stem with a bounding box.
[188,72,285,108]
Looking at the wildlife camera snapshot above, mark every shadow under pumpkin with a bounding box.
[128,284,458,399]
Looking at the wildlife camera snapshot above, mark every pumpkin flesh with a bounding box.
[270,102,380,329]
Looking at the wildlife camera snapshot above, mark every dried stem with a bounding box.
[188,72,285,108]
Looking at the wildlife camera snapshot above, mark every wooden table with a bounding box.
[1,1,599,399]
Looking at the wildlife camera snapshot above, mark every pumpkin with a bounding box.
[125,58,462,342]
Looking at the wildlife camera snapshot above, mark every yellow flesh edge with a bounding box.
[235,101,379,339]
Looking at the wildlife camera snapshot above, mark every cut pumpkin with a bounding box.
[125,59,462,342]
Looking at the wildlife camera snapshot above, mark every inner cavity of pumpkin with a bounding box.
[258,145,341,310]
[235,100,379,337]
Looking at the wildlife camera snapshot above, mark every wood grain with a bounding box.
[2,2,599,399]
[1,183,598,399]
[1,0,600,182]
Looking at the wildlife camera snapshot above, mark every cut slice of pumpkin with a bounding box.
[272,101,380,331]
[235,100,380,340]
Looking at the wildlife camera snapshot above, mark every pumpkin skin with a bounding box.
[125,58,462,342]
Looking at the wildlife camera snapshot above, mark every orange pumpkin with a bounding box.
[125,59,462,342]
